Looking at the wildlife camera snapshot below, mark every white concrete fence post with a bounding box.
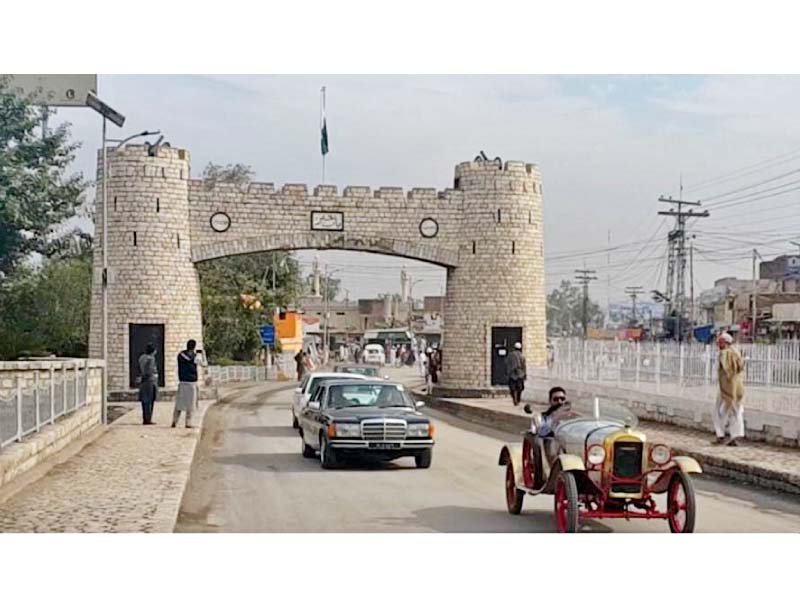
[61,364,67,415]
[679,343,685,388]
[15,375,23,442]
[655,342,661,393]
[49,366,55,425]
[767,345,773,386]
[635,342,641,389]
[34,370,41,432]
[74,363,79,411]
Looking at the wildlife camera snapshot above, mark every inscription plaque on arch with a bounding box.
[310,211,344,231]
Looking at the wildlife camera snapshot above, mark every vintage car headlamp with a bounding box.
[650,444,671,465]
[407,423,431,437]
[334,423,361,438]
[586,444,606,466]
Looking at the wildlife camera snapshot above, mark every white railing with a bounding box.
[0,361,94,450]
[550,338,800,388]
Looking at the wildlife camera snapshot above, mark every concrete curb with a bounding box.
[413,391,800,497]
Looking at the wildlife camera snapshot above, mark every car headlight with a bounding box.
[650,444,671,465]
[586,444,605,466]
[334,423,361,438]
[407,423,431,437]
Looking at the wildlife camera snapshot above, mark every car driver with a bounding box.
[538,386,569,437]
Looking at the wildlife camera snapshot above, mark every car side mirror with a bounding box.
[295,387,302,393]
[308,401,320,410]
[523,404,533,414]
[415,400,425,408]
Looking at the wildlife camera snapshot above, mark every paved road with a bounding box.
[176,381,800,533]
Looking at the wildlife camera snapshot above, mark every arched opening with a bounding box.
[193,245,448,379]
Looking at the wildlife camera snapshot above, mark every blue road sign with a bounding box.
[259,324,276,346]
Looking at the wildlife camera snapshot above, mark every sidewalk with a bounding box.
[387,368,800,496]
[0,382,273,533]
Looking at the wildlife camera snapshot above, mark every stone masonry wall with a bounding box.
[91,146,547,392]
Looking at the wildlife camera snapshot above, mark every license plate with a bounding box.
[369,442,400,450]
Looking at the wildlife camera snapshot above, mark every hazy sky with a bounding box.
[52,75,800,304]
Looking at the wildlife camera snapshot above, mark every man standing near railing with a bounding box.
[138,343,158,425]
[714,332,745,446]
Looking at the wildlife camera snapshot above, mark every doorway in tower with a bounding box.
[129,324,166,388]
[490,326,522,386]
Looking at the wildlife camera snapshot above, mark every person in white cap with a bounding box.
[505,341,527,406]
[714,332,745,446]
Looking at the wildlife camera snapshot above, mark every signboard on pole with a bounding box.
[259,324,276,346]
[2,74,97,107]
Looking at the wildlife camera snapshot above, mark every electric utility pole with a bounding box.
[752,248,762,342]
[658,196,709,342]
[575,269,598,340]
[625,286,644,325]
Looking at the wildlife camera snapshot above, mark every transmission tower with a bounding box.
[657,196,709,341]
[575,269,598,340]
[625,286,644,325]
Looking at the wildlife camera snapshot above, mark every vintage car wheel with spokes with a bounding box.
[505,462,524,514]
[522,436,542,489]
[554,471,580,533]
[667,471,696,533]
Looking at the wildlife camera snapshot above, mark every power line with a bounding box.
[685,145,800,193]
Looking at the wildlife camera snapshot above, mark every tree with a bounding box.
[198,251,302,362]
[0,78,89,280]
[0,254,92,359]
[546,280,603,337]
[197,160,304,363]
[201,162,255,188]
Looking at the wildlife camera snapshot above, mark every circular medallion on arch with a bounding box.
[419,217,439,239]
[209,211,231,233]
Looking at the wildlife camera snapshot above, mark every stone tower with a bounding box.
[439,160,546,392]
[88,145,203,391]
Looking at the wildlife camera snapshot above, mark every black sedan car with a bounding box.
[298,380,434,469]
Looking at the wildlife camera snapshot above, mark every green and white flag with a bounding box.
[321,117,329,156]
[320,86,329,156]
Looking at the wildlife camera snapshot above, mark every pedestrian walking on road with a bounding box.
[427,346,440,387]
[294,349,306,381]
[138,343,158,425]
[505,341,527,407]
[713,332,745,446]
[173,340,207,429]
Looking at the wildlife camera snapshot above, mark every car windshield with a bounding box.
[308,375,361,398]
[554,397,638,427]
[336,366,378,376]
[326,384,413,410]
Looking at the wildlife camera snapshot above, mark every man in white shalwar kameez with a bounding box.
[713,332,745,446]
[173,339,207,429]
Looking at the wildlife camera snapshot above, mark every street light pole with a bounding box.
[101,116,108,425]
[86,92,126,426]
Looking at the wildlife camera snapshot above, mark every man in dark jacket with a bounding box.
[138,343,158,425]
[505,341,527,406]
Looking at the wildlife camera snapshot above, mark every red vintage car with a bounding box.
[498,398,702,533]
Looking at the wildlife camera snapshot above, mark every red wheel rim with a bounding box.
[668,477,688,532]
[522,439,534,488]
[554,477,568,532]
[505,463,516,509]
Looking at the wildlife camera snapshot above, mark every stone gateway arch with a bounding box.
[89,146,547,395]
